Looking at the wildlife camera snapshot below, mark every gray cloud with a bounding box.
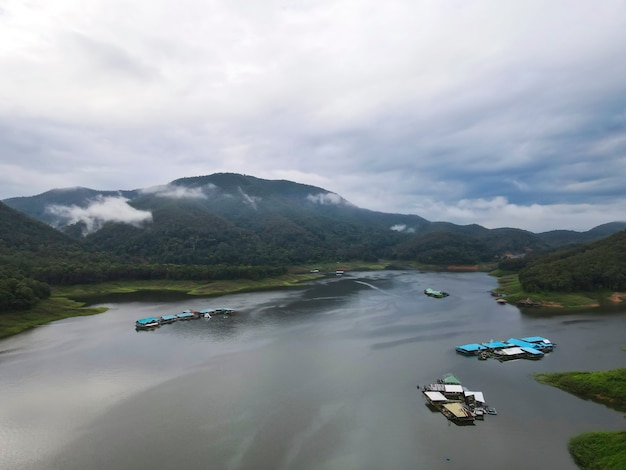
[1,1,625,232]
[46,196,153,235]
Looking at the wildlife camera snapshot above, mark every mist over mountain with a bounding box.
[4,173,626,266]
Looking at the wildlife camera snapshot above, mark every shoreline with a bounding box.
[3,264,623,341]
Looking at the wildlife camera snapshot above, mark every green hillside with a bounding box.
[519,230,626,292]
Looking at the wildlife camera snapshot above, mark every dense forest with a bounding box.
[518,230,626,292]
[0,202,285,313]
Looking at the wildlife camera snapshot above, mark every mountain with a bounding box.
[519,229,626,292]
[3,173,625,266]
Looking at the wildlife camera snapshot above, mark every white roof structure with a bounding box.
[444,384,464,393]
[424,391,448,402]
[496,346,525,356]
[464,390,486,403]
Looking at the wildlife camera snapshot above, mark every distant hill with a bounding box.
[519,229,626,292]
[4,173,625,266]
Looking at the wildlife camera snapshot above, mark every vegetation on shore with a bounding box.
[568,431,626,470]
[535,368,626,469]
[534,369,626,412]
[491,271,615,309]
[0,271,329,339]
[0,296,107,340]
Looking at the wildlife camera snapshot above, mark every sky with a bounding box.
[1,0,626,233]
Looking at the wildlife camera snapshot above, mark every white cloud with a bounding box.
[141,184,208,199]
[390,224,415,233]
[410,196,626,233]
[46,196,153,235]
[306,192,347,205]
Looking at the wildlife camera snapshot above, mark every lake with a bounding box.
[1,271,625,470]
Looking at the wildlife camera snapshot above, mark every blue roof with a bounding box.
[456,343,487,352]
[520,347,544,356]
[177,312,195,318]
[506,338,539,349]
[160,314,178,320]
[521,336,553,344]
[136,317,159,325]
[482,340,511,349]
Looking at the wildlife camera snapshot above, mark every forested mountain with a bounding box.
[4,173,625,267]
[519,230,626,292]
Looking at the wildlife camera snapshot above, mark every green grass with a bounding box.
[1,272,329,339]
[491,272,611,308]
[535,368,626,470]
[534,369,626,412]
[568,431,626,470]
[0,297,106,340]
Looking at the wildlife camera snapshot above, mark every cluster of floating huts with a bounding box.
[455,336,555,361]
[135,308,235,330]
[420,374,496,424]
[424,287,449,298]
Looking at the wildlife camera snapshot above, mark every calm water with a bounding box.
[1,271,625,470]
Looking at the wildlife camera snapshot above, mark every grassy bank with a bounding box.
[1,272,327,340]
[568,431,626,470]
[0,297,107,340]
[535,368,626,469]
[491,271,613,309]
[535,369,626,412]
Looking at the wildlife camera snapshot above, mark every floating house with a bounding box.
[456,343,488,356]
[521,336,556,351]
[135,317,160,330]
[159,314,178,324]
[176,311,196,320]
[455,336,554,361]
[421,374,493,424]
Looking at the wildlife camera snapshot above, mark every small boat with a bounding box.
[486,407,497,415]
[135,317,160,330]
[496,298,507,304]
[424,288,449,298]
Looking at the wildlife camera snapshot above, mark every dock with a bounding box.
[455,336,555,361]
[421,374,495,424]
[134,307,235,330]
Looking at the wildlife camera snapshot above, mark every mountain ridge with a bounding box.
[4,173,626,266]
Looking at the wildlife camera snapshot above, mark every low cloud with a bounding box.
[410,196,626,233]
[307,192,348,205]
[141,184,208,199]
[46,196,153,235]
[239,188,261,209]
[390,224,415,233]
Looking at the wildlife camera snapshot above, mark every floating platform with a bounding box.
[455,336,554,360]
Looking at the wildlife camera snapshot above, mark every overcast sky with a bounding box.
[2,1,625,232]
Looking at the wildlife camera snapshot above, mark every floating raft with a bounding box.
[135,307,235,330]
[421,374,494,424]
[424,288,449,298]
[455,336,555,360]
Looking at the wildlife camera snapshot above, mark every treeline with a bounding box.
[518,230,626,292]
[32,262,287,285]
[0,274,51,311]
[0,261,286,314]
